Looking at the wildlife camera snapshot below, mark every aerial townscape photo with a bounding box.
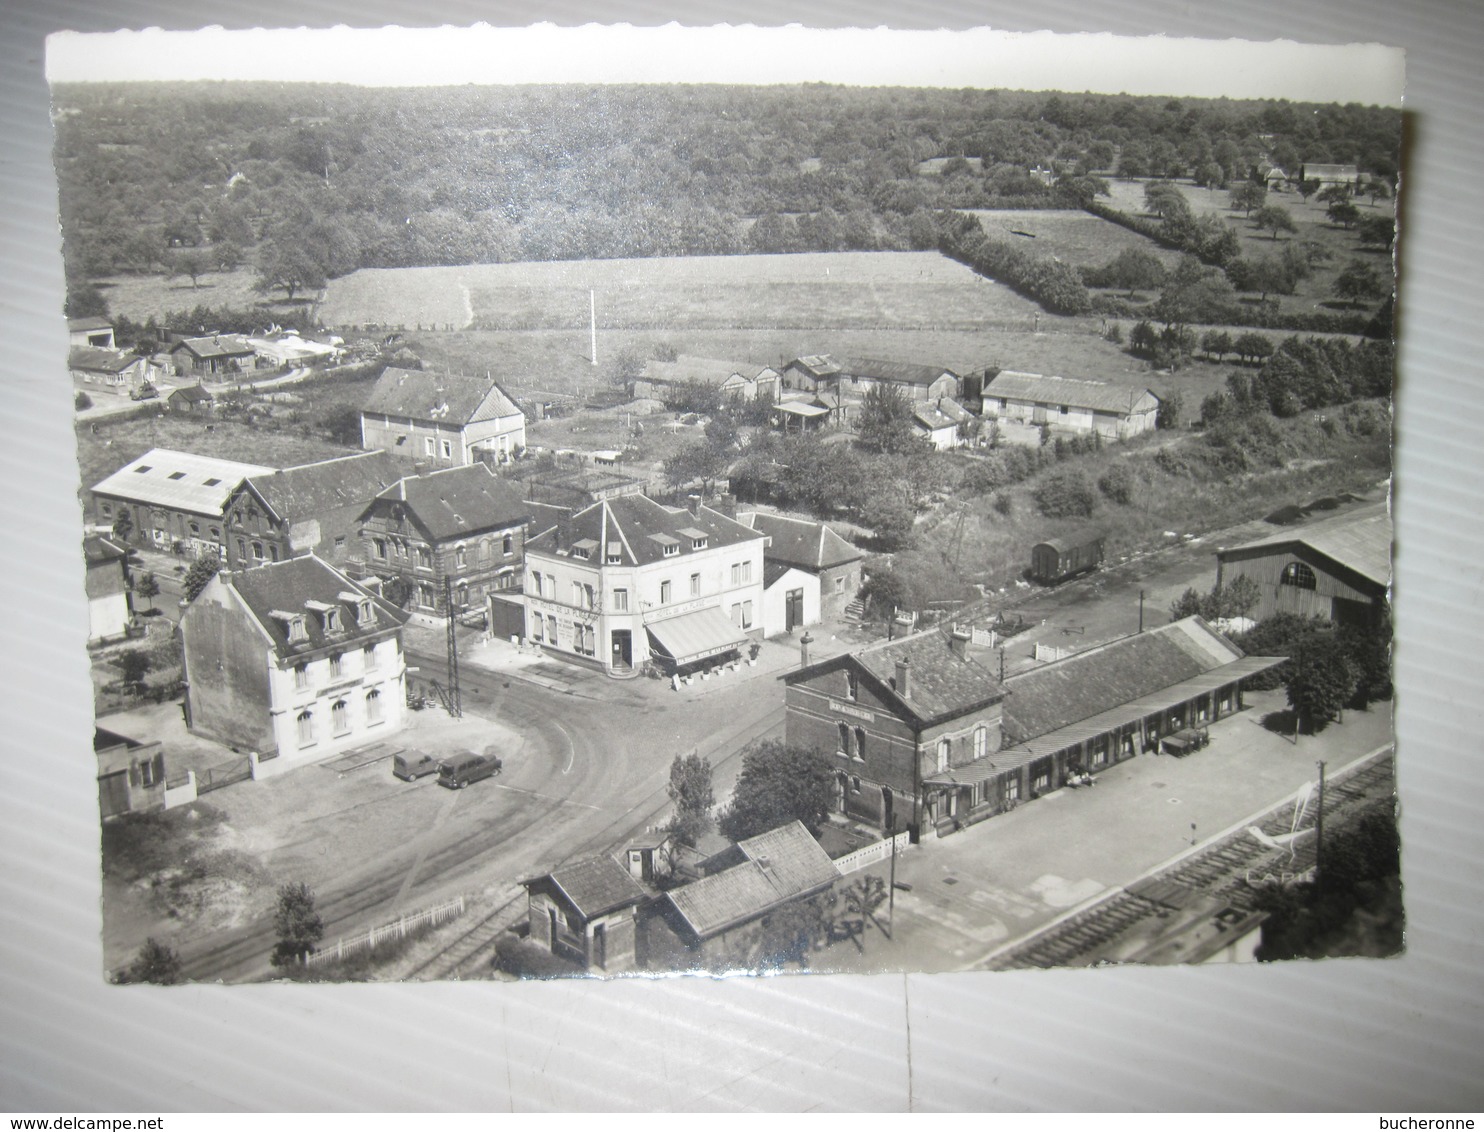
[53,26,1402,986]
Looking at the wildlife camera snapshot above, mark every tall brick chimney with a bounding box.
[686,493,702,517]
[894,655,911,699]
[949,626,971,660]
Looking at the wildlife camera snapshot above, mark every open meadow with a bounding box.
[314,252,1050,333]
[964,208,1185,270]
[92,268,314,325]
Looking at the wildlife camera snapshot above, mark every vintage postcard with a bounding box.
[48,24,1402,984]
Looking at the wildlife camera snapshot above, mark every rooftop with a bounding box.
[536,854,648,919]
[838,356,959,385]
[526,494,764,568]
[217,555,407,660]
[362,367,522,426]
[1218,502,1392,591]
[241,451,399,525]
[745,512,861,570]
[69,345,139,373]
[988,371,1160,415]
[92,448,275,515]
[665,821,838,940]
[1001,617,1244,744]
[366,463,532,541]
[643,355,768,387]
[171,334,255,359]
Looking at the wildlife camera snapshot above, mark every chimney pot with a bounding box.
[799,631,814,669]
[949,627,971,660]
[895,655,912,699]
[687,493,702,516]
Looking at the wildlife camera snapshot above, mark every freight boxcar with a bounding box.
[1029,531,1106,585]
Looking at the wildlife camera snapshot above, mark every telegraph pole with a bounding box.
[1139,590,1145,633]
[443,575,462,718]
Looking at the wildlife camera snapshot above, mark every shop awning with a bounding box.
[646,607,748,667]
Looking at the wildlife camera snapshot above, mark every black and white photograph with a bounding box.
[43,23,1408,988]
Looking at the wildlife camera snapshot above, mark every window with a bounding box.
[269,545,279,562]
[662,543,678,558]
[530,571,542,596]
[936,738,950,773]
[441,440,452,459]
[417,547,432,569]
[502,535,514,556]
[606,549,622,565]
[458,583,469,607]
[838,722,852,755]
[202,477,221,487]
[1006,777,1020,802]
[374,538,387,559]
[836,576,846,593]
[331,699,349,735]
[855,727,867,762]
[731,563,741,586]
[209,527,220,540]
[296,710,314,746]
[660,580,671,604]
[366,688,383,724]
[1059,405,1069,415]
[364,643,378,671]
[844,671,858,701]
[287,616,307,643]
[974,725,988,761]
[572,581,583,607]
[100,503,112,517]
[425,438,436,455]
[690,536,707,550]
[1281,562,1317,590]
[138,758,157,788]
[547,615,558,644]
[329,653,344,678]
[189,522,200,536]
[167,472,186,481]
[236,538,246,559]
[455,545,467,568]
[324,608,341,633]
[850,776,862,794]
[134,465,152,474]
[251,541,263,561]
[690,573,701,598]
[1033,769,1051,792]
[612,588,629,612]
[333,537,345,554]
[740,601,753,630]
[294,663,310,690]
[530,614,543,642]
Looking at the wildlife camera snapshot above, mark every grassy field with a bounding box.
[76,412,355,498]
[93,269,315,324]
[964,208,1185,271]
[315,252,1049,333]
[1099,178,1394,316]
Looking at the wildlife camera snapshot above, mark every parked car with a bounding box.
[436,753,502,789]
[392,751,440,781]
[130,382,159,402]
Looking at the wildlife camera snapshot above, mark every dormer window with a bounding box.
[271,611,309,642]
[678,526,709,551]
[606,550,622,565]
[340,592,375,627]
[305,599,340,634]
[571,538,598,561]
[648,533,681,558]
[325,608,341,632]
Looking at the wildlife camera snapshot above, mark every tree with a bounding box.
[1316,183,1353,207]
[1200,330,1234,361]
[1195,162,1226,191]
[859,565,915,618]
[1033,468,1096,519]
[254,241,327,302]
[1097,462,1136,505]
[1333,259,1387,309]
[117,938,182,985]
[663,440,731,497]
[1233,331,1275,365]
[270,882,325,966]
[1363,177,1393,207]
[717,740,836,842]
[1326,199,1362,230]
[114,648,153,695]
[1357,215,1395,251]
[1251,205,1297,241]
[1229,180,1267,216]
[1143,181,1190,222]
[1285,632,1359,734]
[181,553,221,604]
[865,488,917,552]
[666,752,715,848]
[856,383,925,456]
[134,571,160,612]
[64,281,109,319]
[75,391,93,411]
[1104,247,1165,298]
[1296,178,1322,202]
[168,247,212,289]
[111,510,134,543]
[1157,390,1185,430]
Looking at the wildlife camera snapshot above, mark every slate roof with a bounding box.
[665,821,837,940]
[746,512,861,570]
[171,334,255,360]
[987,371,1160,415]
[69,346,139,374]
[786,628,1006,727]
[241,451,399,525]
[1001,617,1244,743]
[367,463,532,542]
[785,355,842,379]
[838,356,959,386]
[1218,502,1392,591]
[526,494,764,568]
[913,398,972,431]
[92,449,274,515]
[169,384,213,404]
[68,317,113,333]
[532,854,648,920]
[362,367,521,426]
[220,554,407,660]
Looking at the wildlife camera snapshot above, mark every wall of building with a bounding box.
[817,561,862,618]
[181,583,277,756]
[1217,548,1381,625]
[264,635,405,768]
[761,567,819,637]
[95,495,225,560]
[360,517,525,612]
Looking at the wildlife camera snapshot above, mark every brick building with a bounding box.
[744,511,863,621]
[223,451,400,572]
[521,854,648,974]
[784,628,1007,838]
[356,463,531,615]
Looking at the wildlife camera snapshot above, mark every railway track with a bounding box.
[985,748,1396,970]
[400,889,527,980]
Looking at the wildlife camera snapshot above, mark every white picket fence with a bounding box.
[302,894,466,968]
[833,831,911,876]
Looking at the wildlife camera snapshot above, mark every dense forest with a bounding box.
[52,81,1402,292]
